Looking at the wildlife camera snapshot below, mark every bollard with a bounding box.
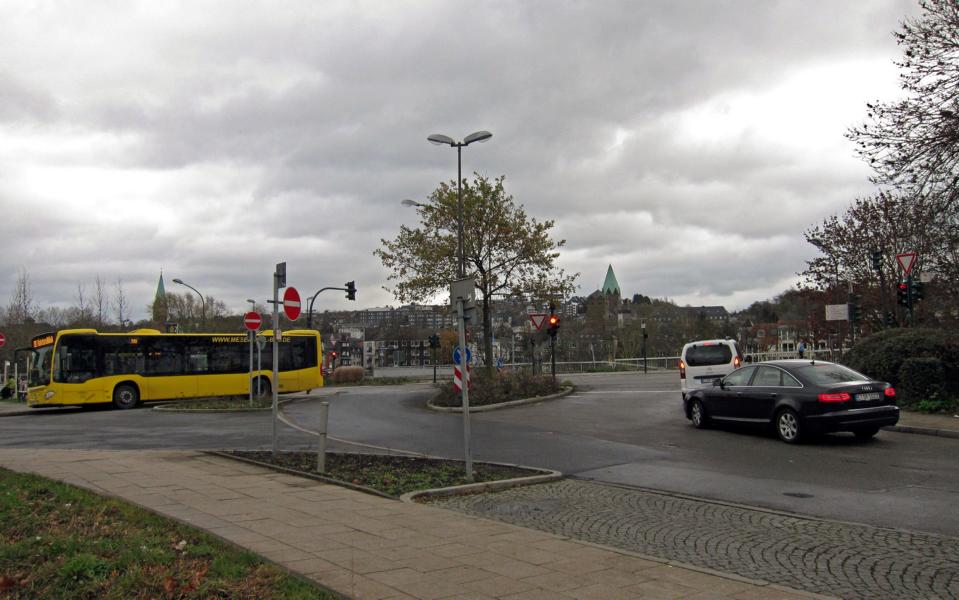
[317,401,329,473]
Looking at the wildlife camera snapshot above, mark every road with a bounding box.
[1,371,958,538]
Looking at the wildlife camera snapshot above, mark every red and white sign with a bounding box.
[243,312,262,331]
[896,252,917,275]
[283,287,301,321]
[0,332,5,348]
[529,313,548,331]
[453,364,472,392]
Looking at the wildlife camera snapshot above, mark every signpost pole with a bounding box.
[248,330,254,407]
[456,299,473,482]
[272,264,282,460]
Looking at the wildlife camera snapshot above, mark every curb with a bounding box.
[885,424,959,439]
[400,465,564,503]
[152,397,300,414]
[0,406,81,417]
[427,385,574,413]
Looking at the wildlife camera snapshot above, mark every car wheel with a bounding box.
[689,399,708,429]
[112,383,139,410]
[775,408,802,444]
[854,427,879,440]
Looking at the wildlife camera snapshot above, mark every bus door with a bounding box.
[54,335,102,404]
[143,337,195,400]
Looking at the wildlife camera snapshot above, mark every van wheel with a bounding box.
[113,384,139,410]
[253,377,271,400]
[775,408,802,444]
[690,400,708,429]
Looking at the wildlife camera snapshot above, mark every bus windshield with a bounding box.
[29,345,53,387]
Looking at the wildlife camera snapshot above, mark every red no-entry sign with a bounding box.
[0,332,5,348]
[243,312,262,331]
[283,287,301,321]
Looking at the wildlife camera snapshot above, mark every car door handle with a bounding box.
[769,393,778,399]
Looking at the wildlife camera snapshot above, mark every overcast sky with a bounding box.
[0,1,918,321]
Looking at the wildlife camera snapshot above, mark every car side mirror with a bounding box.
[713,379,724,388]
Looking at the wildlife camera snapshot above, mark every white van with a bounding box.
[680,339,743,399]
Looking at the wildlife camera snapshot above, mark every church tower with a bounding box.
[152,271,168,323]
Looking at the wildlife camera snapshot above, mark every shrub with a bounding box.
[331,366,364,384]
[843,328,958,409]
[897,357,952,411]
[434,369,564,407]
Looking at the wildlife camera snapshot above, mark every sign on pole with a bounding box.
[452,346,472,366]
[529,313,548,331]
[283,287,301,321]
[897,252,917,275]
[243,312,262,331]
[0,332,5,348]
[825,304,849,321]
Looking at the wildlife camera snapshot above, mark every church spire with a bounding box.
[601,264,621,296]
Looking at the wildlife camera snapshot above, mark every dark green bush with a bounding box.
[434,369,563,407]
[843,328,958,411]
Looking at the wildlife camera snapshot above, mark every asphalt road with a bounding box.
[2,372,957,538]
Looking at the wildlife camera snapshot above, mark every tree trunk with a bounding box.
[482,293,494,376]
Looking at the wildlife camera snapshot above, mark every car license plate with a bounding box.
[857,392,881,401]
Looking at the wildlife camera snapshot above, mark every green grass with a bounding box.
[0,468,339,599]
[326,376,420,386]
[164,395,272,410]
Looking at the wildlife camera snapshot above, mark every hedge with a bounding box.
[843,328,958,410]
[433,369,562,407]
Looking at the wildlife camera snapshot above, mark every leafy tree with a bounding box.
[376,174,577,373]
[848,0,959,202]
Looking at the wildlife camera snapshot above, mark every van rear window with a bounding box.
[685,345,733,367]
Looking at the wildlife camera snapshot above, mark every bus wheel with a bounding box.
[253,377,271,400]
[113,384,139,410]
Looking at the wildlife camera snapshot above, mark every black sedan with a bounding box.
[683,360,900,443]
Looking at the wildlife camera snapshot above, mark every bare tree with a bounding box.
[73,283,91,325]
[848,0,959,203]
[93,274,107,327]
[114,278,129,327]
[5,268,35,325]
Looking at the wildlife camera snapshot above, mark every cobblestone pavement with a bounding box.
[430,479,959,600]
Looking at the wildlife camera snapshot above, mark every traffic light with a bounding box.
[330,351,337,365]
[428,334,439,349]
[547,314,560,337]
[870,250,882,272]
[897,281,909,306]
[848,295,861,324]
[884,311,897,327]
[911,281,925,303]
[345,281,356,301]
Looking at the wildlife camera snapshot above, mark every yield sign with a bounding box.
[896,252,917,275]
[529,313,548,331]
[243,311,262,331]
[283,287,301,321]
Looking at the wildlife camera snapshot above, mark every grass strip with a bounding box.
[0,468,338,599]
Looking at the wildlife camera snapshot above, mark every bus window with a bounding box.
[211,342,245,374]
[184,341,210,374]
[100,337,143,376]
[144,337,184,376]
[56,335,98,384]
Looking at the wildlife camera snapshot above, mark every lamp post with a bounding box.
[426,130,492,482]
[172,278,206,331]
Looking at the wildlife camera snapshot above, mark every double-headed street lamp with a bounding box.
[172,278,206,331]
[424,130,492,482]
[427,131,492,278]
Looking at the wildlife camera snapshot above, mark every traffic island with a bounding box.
[427,384,574,413]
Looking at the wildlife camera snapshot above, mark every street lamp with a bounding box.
[426,130,492,482]
[172,278,206,331]
[427,131,492,278]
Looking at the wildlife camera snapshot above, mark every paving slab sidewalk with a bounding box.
[0,449,826,600]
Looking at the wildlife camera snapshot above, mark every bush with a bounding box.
[433,369,563,407]
[898,357,953,411]
[331,366,364,384]
[843,328,958,411]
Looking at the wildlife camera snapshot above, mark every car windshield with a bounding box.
[795,363,870,385]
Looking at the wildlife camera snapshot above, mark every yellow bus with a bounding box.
[24,328,324,409]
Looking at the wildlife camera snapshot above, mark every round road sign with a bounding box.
[283,287,301,321]
[0,332,5,348]
[243,311,262,331]
[453,346,472,366]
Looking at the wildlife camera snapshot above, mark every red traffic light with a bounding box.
[548,315,559,326]
[898,283,908,290]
